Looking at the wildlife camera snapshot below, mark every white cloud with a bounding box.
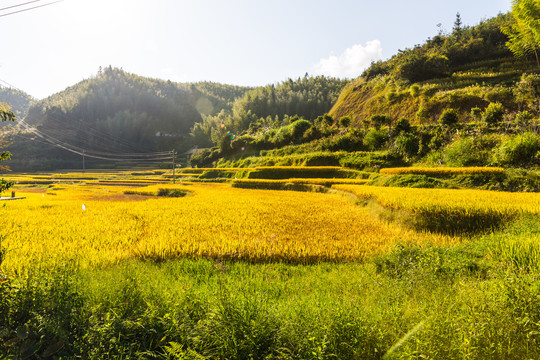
[313,40,383,78]
[159,68,181,82]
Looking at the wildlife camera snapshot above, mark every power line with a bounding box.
[0,0,40,12]
[0,78,26,94]
[0,0,63,18]
[17,120,174,162]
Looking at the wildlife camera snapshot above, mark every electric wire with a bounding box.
[18,117,173,157]
[36,113,143,153]
[0,0,63,18]
[17,120,174,162]
[0,78,26,94]
[0,0,40,12]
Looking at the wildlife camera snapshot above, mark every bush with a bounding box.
[443,136,496,167]
[338,116,351,127]
[290,119,312,141]
[492,133,540,167]
[322,114,333,126]
[470,107,482,121]
[438,108,459,127]
[483,102,504,127]
[323,132,364,152]
[394,118,412,134]
[392,133,419,160]
[363,129,389,151]
[409,84,421,97]
[370,114,391,130]
[157,188,188,197]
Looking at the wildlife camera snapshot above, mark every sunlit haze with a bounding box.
[1,0,511,99]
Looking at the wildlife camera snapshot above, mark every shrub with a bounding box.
[438,108,459,127]
[157,188,188,197]
[338,116,351,127]
[514,110,534,133]
[370,114,391,130]
[322,114,333,126]
[323,132,364,152]
[492,133,540,167]
[392,133,419,160]
[470,107,482,121]
[302,125,322,142]
[443,136,494,167]
[290,119,312,141]
[394,118,412,134]
[409,84,421,97]
[363,129,389,151]
[483,102,504,127]
[416,106,429,123]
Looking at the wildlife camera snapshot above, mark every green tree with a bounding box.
[453,12,463,38]
[501,0,540,67]
[363,129,389,151]
[514,73,540,113]
[394,118,412,134]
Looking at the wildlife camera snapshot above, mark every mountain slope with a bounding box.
[329,13,538,125]
[4,67,252,170]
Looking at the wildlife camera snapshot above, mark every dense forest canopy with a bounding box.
[190,76,349,147]
[23,67,202,153]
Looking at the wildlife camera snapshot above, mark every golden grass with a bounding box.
[1,182,453,271]
[379,167,505,176]
[233,178,369,187]
[334,185,540,216]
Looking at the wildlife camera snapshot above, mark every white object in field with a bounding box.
[82,204,86,211]
[42,194,45,197]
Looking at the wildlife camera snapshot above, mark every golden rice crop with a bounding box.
[379,167,505,176]
[334,185,540,234]
[255,166,343,171]
[233,178,369,187]
[0,182,453,272]
[123,184,191,196]
[334,185,540,215]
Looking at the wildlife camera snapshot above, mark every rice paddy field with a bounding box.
[1,168,540,359]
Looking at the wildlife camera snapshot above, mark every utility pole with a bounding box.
[172,149,176,184]
[82,150,85,172]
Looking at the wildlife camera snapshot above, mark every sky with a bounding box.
[0,0,511,99]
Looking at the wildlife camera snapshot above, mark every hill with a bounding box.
[329,13,538,124]
[4,67,252,170]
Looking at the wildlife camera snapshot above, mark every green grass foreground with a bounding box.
[1,216,540,359]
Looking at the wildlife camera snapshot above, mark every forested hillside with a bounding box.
[3,67,253,170]
[190,76,348,147]
[3,67,347,170]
